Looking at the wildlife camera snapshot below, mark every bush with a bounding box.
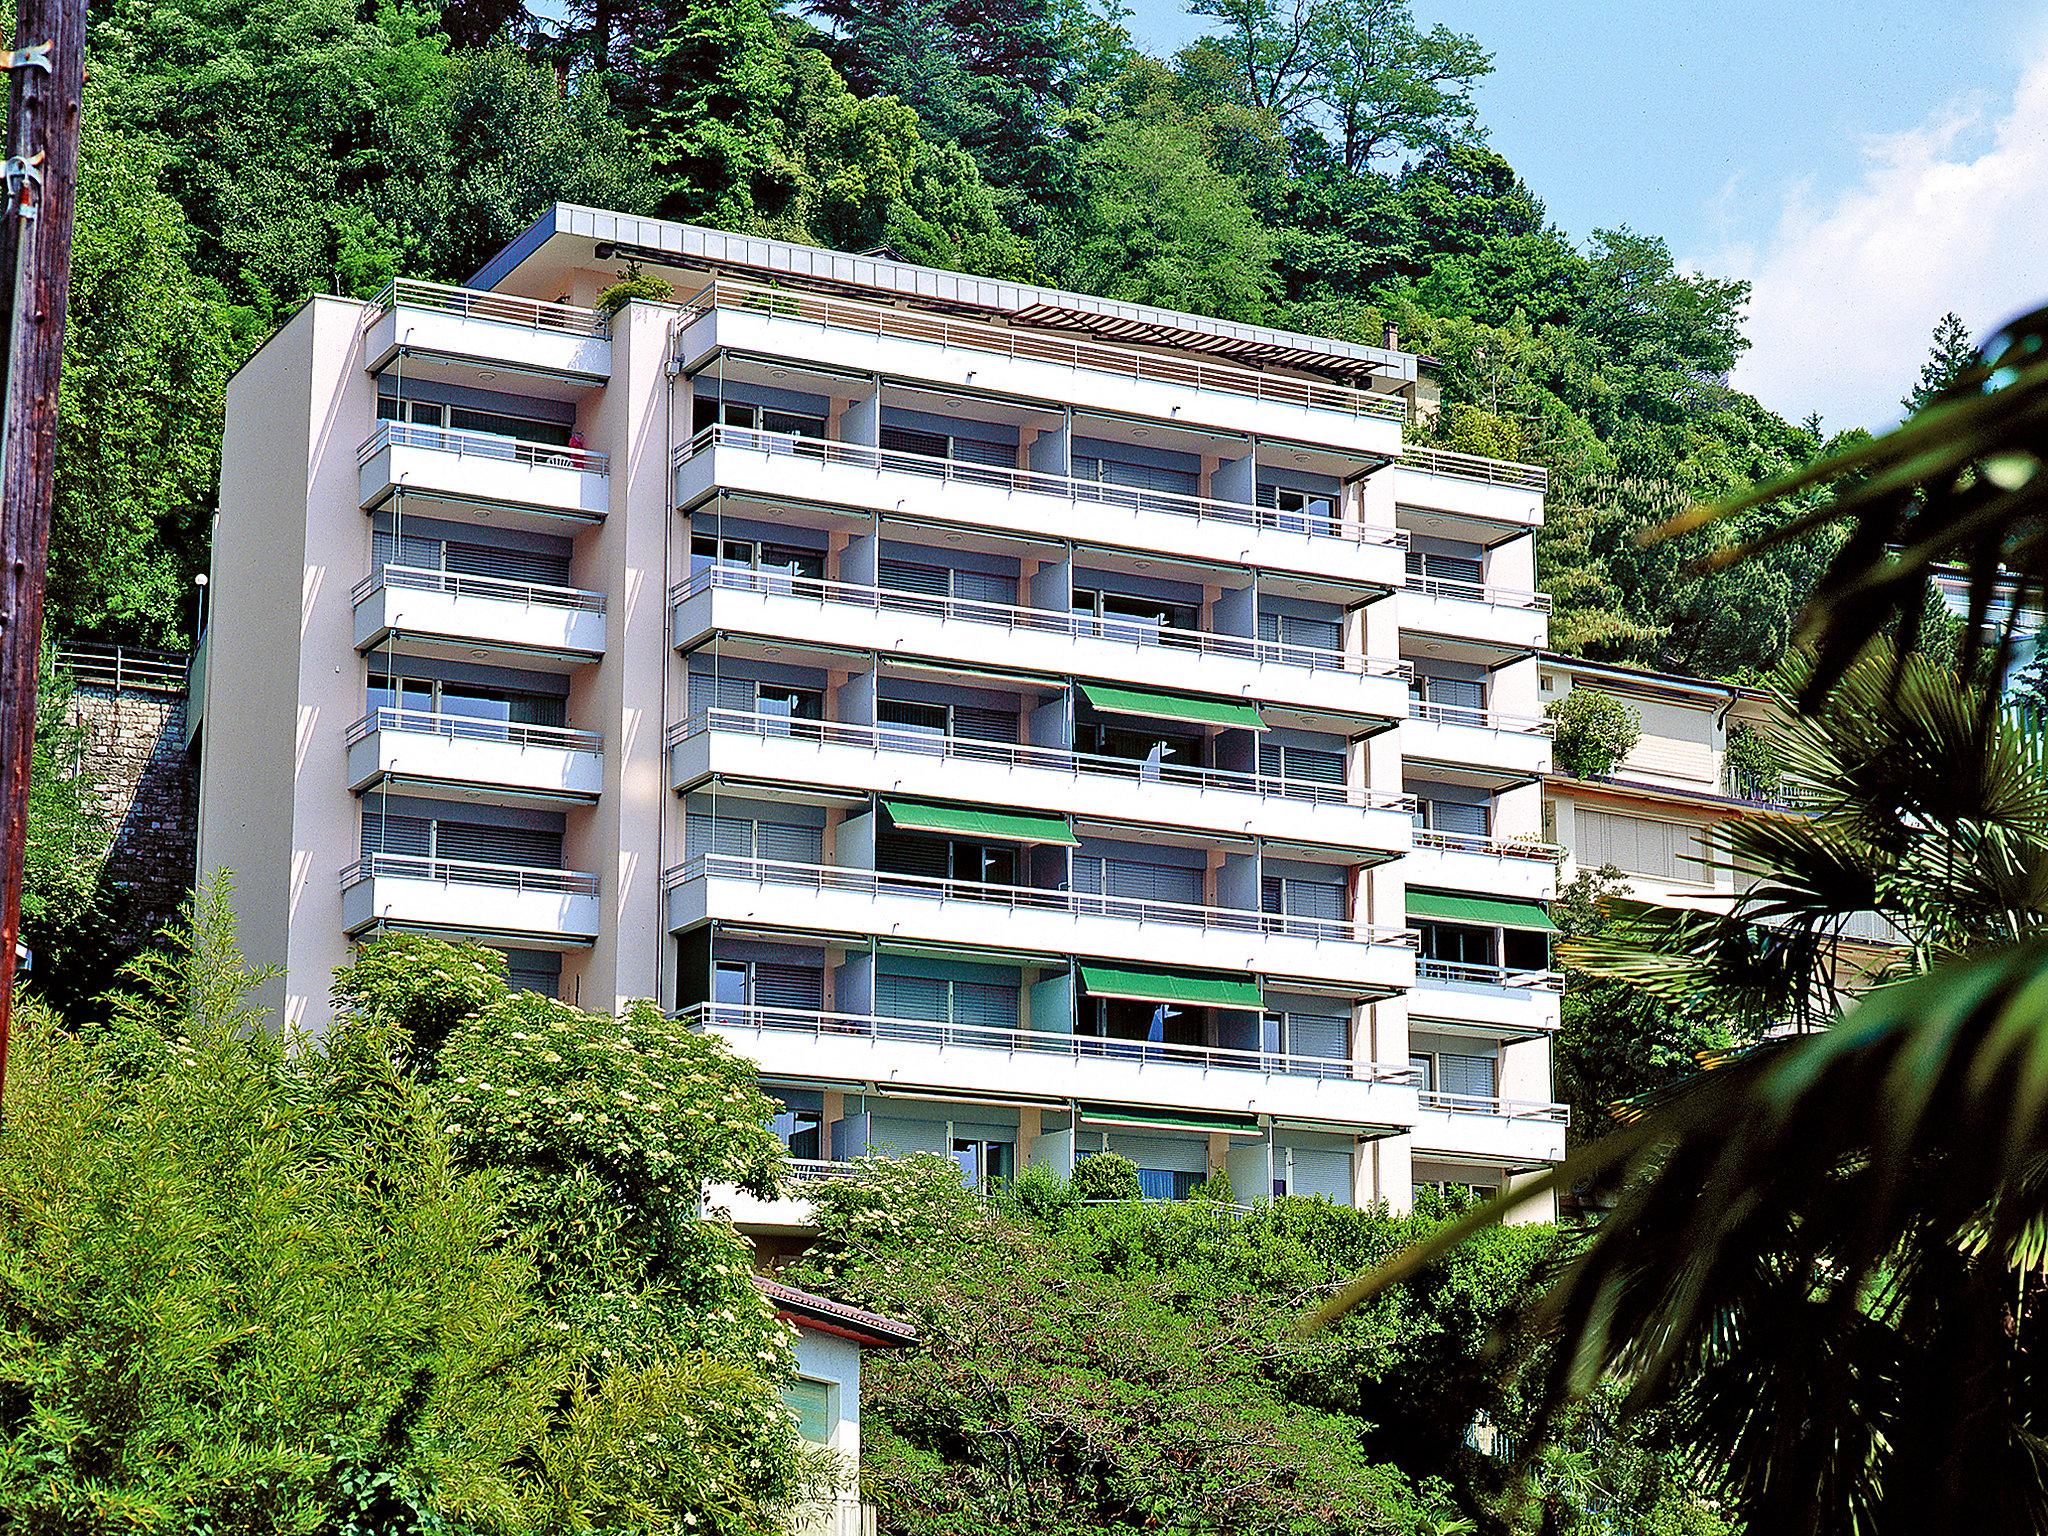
[1725,719,1785,801]
[1069,1150,1143,1203]
[594,260,673,316]
[995,1161,1078,1228]
[1547,687,1641,778]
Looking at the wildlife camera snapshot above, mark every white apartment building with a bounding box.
[193,204,1565,1213]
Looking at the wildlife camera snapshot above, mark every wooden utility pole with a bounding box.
[0,0,87,1107]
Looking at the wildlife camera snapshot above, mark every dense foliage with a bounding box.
[1544,688,1640,780]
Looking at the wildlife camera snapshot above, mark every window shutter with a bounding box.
[1425,677,1484,712]
[1428,799,1490,836]
[951,705,1016,743]
[1077,456,1198,496]
[690,673,759,717]
[362,812,430,861]
[952,981,1018,1029]
[1285,1012,1347,1060]
[1439,1052,1496,1099]
[373,531,442,571]
[1106,859,1200,905]
[753,964,823,1011]
[443,541,571,586]
[950,569,1017,606]
[1287,746,1345,784]
[757,821,824,866]
[951,437,1017,469]
[1282,878,1346,920]
[1261,875,1282,914]
[1256,612,1279,644]
[878,833,949,880]
[880,559,950,596]
[880,425,948,458]
[435,822,563,868]
[1278,614,1341,651]
[878,972,948,1021]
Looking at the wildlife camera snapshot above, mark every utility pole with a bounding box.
[0,0,87,1108]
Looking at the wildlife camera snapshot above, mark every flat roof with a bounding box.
[471,204,1415,387]
[1540,651,1771,704]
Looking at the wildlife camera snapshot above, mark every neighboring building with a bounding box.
[758,1276,916,1536]
[192,204,1566,1215]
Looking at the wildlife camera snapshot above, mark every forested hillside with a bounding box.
[62,0,1849,678]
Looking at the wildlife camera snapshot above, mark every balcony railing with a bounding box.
[346,707,602,753]
[672,564,1410,679]
[353,562,608,615]
[359,419,610,475]
[1399,444,1549,491]
[1418,1088,1570,1122]
[676,423,1406,546]
[675,276,1410,422]
[669,707,1416,814]
[1403,572,1552,612]
[367,277,608,339]
[53,641,190,695]
[679,1001,1420,1084]
[1415,958,1563,992]
[1410,700,1554,736]
[1412,829,1561,863]
[667,852,1418,949]
[341,850,600,896]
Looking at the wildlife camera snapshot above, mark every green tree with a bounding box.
[1546,687,1640,779]
[1901,309,1975,415]
[1304,0,1491,173]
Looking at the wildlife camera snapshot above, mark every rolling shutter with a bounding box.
[1260,742,1345,784]
[951,569,1017,606]
[443,541,571,586]
[877,834,950,880]
[1258,611,1341,651]
[879,558,950,596]
[880,425,948,458]
[689,673,758,716]
[1426,799,1489,836]
[1285,1012,1347,1060]
[434,822,563,868]
[361,812,430,860]
[1076,456,1199,497]
[1439,1052,1496,1099]
[686,813,822,865]
[951,437,1017,470]
[951,706,1017,743]
[877,972,948,1021]
[752,964,823,1011]
[1075,856,1202,906]
[953,981,1019,1029]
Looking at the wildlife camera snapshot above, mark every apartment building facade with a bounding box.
[194,204,1566,1212]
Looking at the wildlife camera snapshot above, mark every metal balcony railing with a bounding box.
[671,564,1410,680]
[53,641,190,695]
[679,1001,1420,1085]
[1409,699,1554,736]
[359,419,609,475]
[668,707,1416,814]
[352,562,607,615]
[367,277,608,339]
[341,851,600,896]
[1414,958,1563,992]
[1418,1088,1570,1122]
[674,423,1407,547]
[1398,444,1549,491]
[666,852,1418,949]
[346,707,603,753]
[1403,571,1553,612]
[675,276,1410,422]
[1411,828,1561,863]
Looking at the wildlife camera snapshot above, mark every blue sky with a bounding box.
[1120,0,2048,431]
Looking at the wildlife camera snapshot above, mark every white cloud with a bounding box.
[1717,45,2048,433]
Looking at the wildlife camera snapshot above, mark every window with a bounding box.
[369,672,565,732]
[782,1378,835,1445]
[686,811,824,866]
[1259,741,1346,787]
[878,697,1018,753]
[1417,921,1496,967]
[1264,1011,1347,1061]
[1411,673,1485,716]
[693,398,825,439]
[1079,720,1206,772]
[877,557,1018,609]
[1136,1168,1204,1200]
[1415,797,1489,838]
[881,424,1017,476]
[1257,609,1343,652]
[952,1138,1013,1188]
[877,834,1017,889]
[1072,585,1198,640]
[1258,484,1338,534]
[714,959,823,1011]
[361,812,562,870]
[688,534,824,584]
[378,394,571,446]
[876,972,1019,1029]
[1073,855,1203,907]
[1406,548,1485,587]
[1073,455,1199,501]
[1261,874,1347,922]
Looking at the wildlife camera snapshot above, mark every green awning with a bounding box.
[1406,889,1558,933]
[1076,681,1266,731]
[1077,963,1263,1010]
[1079,1105,1262,1136]
[880,798,1078,845]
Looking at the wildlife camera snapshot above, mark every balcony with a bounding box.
[1391,447,1547,529]
[672,425,1408,590]
[663,854,1418,993]
[345,708,603,807]
[684,1002,1420,1132]
[1401,701,1553,782]
[1398,572,1551,654]
[352,564,606,669]
[1412,1089,1568,1165]
[339,851,600,947]
[363,278,611,385]
[670,564,1410,723]
[674,277,1408,453]
[1407,959,1563,1034]
[1403,830,1559,903]
[667,709,1415,859]
[357,421,609,528]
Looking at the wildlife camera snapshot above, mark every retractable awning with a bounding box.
[1406,889,1558,933]
[1077,963,1263,1011]
[1078,1105,1263,1137]
[1076,681,1266,731]
[880,798,1078,845]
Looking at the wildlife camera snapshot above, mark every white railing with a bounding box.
[341,850,600,896]
[53,641,190,695]
[675,424,1406,546]
[1399,444,1549,490]
[1418,1088,1570,1122]
[352,562,607,615]
[680,1001,1420,1084]
[1403,571,1553,612]
[1412,829,1561,863]
[780,1158,877,1187]
[668,707,1415,814]
[1414,958,1563,992]
[1410,700,1554,736]
[666,852,1418,949]
[359,419,610,475]
[346,707,602,753]
[671,563,1409,680]
[367,277,607,339]
[675,276,1410,422]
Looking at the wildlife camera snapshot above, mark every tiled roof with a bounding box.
[756,1274,918,1349]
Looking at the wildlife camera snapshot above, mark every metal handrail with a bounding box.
[341,851,600,896]
[675,423,1407,546]
[671,563,1411,679]
[352,562,608,614]
[668,707,1417,813]
[1411,699,1554,736]
[52,641,190,694]
[359,419,610,474]
[346,707,603,753]
[1398,444,1549,490]
[1404,571,1553,612]
[675,276,1410,422]
[1414,958,1563,992]
[781,1158,876,1186]
[1412,828,1561,863]
[1418,1088,1570,1121]
[666,852,1419,948]
[367,277,608,339]
[679,1001,1420,1084]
